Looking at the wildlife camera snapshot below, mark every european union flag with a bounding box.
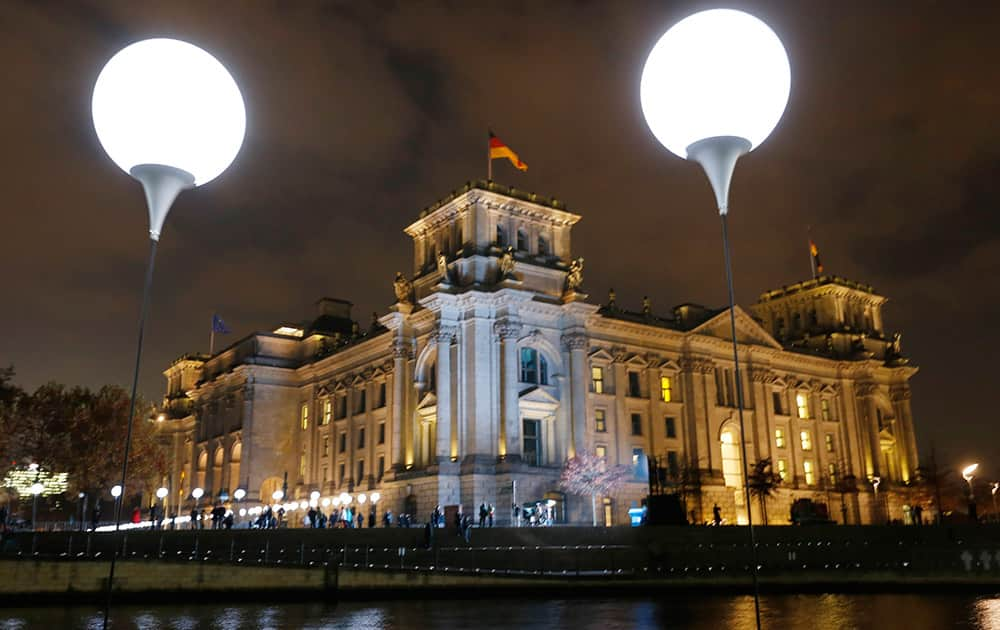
[212,314,231,334]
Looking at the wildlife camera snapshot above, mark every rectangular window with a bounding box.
[338,463,345,483]
[358,427,366,450]
[628,371,641,397]
[338,433,346,454]
[666,450,679,476]
[357,460,365,483]
[660,376,672,402]
[828,463,838,485]
[322,466,328,483]
[775,428,786,449]
[523,419,541,467]
[377,456,385,482]
[800,430,812,451]
[630,413,643,436]
[716,368,734,407]
[665,417,677,439]
[821,398,831,421]
[803,460,815,485]
[595,445,607,459]
[595,409,607,433]
[323,400,332,425]
[378,422,385,445]
[323,436,329,457]
[335,395,346,419]
[301,404,309,430]
[299,449,306,477]
[355,389,366,414]
[776,458,788,481]
[632,447,647,479]
[591,366,605,393]
[796,393,809,419]
[824,433,835,453]
[772,391,784,415]
[377,382,387,408]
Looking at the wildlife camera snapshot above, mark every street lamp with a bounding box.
[91,38,246,534]
[155,487,168,530]
[272,489,284,503]
[991,482,998,523]
[30,482,44,529]
[191,486,204,522]
[639,10,790,630]
[962,463,979,521]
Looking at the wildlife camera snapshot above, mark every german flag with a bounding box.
[489,131,528,171]
[809,240,824,275]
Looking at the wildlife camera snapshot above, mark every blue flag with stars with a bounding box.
[212,314,231,334]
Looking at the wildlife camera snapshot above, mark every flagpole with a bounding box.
[209,322,215,356]
[487,129,492,182]
[807,227,817,279]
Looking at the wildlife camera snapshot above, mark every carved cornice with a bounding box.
[750,368,777,384]
[679,357,715,374]
[889,386,912,401]
[562,332,588,351]
[494,319,523,340]
[855,381,878,397]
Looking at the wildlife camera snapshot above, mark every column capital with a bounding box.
[494,320,523,340]
[855,381,878,397]
[561,332,588,351]
[431,325,459,344]
[391,337,414,359]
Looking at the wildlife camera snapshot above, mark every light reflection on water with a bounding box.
[0,594,997,629]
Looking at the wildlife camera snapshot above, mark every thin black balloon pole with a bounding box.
[720,211,763,630]
[103,237,158,630]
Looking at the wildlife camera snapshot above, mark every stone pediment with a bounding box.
[417,391,437,410]
[588,348,614,362]
[688,307,783,350]
[518,386,560,405]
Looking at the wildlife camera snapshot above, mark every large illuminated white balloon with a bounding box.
[92,38,246,186]
[640,9,790,158]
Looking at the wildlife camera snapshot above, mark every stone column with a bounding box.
[391,338,409,471]
[435,326,457,463]
[496,320,522,461]
[562,332,589,459]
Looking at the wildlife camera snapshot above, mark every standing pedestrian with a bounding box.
[488,504,494,528]
[712,504,722,526]
[479,503,487,528]
[369,506,376,528]
[513,504,520,528]
[357,511,365,528]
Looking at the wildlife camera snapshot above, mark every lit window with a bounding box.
[301,404,309,430]
[595,409,607,433]
[803,460,815,485]
[774,428,786,449]
[595,445,607,459]
[776,459,788,481]
[630,413,643,436]
[632,448,647,479]
[591,366,605,393]
[720,430,743,490]
[828,463,838,485]
[824,434,834,453]
[821,399,831,421]
[800,430,812,451]
[796,393,809,419]
[660,376,672,402]
[322,400,332,425]
[665,417,677,439]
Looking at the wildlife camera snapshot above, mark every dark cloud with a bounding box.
[2,0,999,476]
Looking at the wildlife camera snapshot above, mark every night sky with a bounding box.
[3,2,999,478]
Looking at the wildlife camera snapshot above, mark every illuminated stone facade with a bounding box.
[160,181,920,526]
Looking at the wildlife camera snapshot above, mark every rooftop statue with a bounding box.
[566,257,584,291]
[498,246,516,281]
[393,272,413,305]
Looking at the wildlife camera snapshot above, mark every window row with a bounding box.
[317,423,387,457]
[593,410,678,439]
[320,455,388,487]
[300,384,389,430]
[772,392,835,421]
[590,366,675,402]
[774,428,836,453]
[496,224,552,256]
[775,458,840,486]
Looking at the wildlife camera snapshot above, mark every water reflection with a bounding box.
[0,594,997,629]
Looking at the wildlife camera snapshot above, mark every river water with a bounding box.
[1,594,998,629]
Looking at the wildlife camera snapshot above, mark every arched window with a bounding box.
[792,312,801,332]
[230,442,242,492]
[496,225,505,246]
[517,228,528,251]
[538,235,549,256]
[720,429,743,490]
[519,348,549,385]
[196,451,208,491]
